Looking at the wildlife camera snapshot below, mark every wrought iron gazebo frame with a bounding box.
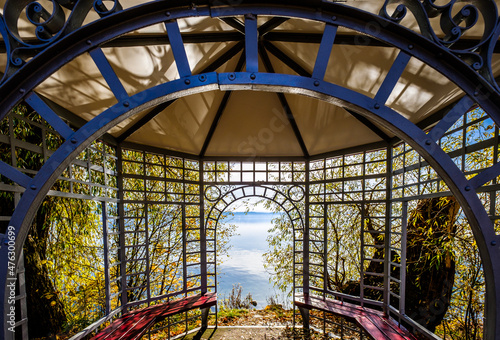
[0,0,499,339]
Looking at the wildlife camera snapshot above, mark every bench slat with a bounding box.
[91,293,216,340]
[294,293,417,340]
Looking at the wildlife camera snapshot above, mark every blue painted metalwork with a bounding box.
[244,14,258,73]
[89,47,129,101]
[164,20,192,78]
[0,1,498,338]
[312,23,338,81]
[24,92,74,140]
[373,51,411,105]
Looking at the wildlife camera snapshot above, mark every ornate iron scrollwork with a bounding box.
[0,0,498,90]
[380,0,500,91]
[1,0,122,78]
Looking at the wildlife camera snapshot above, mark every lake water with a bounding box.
[217,210,284,309]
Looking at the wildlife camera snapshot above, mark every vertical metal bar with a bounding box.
[164,20,192,78]
[200,162,207,293]
[374,51,411,105]
[489,126,499,218]
[304,162,310,295]
[323,203,328,298]
[383,146,393,316]
[89,48,129,101]
[17,251,28,340]
[102,201,111,315]
[312,24,337,80]
[116,145,128,312]
[245,14,259,73]
[360,204,365,307]
[145,203,151,303]
[400,201,408,316]
[182,204,187,293]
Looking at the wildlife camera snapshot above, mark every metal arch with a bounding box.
[0,1,499,338]
[1,75,497,338]
[204,184,305,230]
[203,184,305,322]
[1,1,500,122]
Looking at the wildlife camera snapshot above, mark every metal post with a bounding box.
[304,162,310,296]
[200,162,207,294]
[360,203,365,307]
[400,201,408,316]
[116,146,128,312]
[102,201,110,315]
[383,146,393,316]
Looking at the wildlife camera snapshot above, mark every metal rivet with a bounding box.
[228,73,236,81]
[199,75,206,82]
[86,40,92,45]
[465,185,471,191]
[314,80,320,87]
[492,241,497,246]
[331,15,337,21]
[30,184,37,190]
[408,44,414,50]
[123,101,130,107]
[185,79,191,85]
[70,137,77,144]
[19,88,25,94]
[250,73,256,80]
[425,139,432,146]
[165,11,171,17]
[374,103,380,109]
[474,91,479,96]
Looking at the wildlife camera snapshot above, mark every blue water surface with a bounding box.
[217,211,283,309]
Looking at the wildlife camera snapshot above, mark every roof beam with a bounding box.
[116,42,245,142]
[219,17,246,34]
[199,53,247,157]
[259,17,289,36]
[33,93,118,145]
[116,101,174,143]
[263,40,311,77]
[344,108,392,143]
[260,42,309,157]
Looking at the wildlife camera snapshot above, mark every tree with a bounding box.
[0,106,67,337]
[405,196,460,332]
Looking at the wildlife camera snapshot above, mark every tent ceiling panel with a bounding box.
[34,52,118,124]
[284,93,384,155]
[125,90,224,155]
[204,91,305,157]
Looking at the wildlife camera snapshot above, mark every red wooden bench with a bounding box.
[295,293,417,340]
[91,292,216,340]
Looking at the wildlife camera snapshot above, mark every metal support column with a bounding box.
[102,201,111,315]
[116,146,128,313]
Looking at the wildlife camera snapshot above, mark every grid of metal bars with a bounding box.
[3,104,500,338]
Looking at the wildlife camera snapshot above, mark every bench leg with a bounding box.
[201,307,210,329]
[298,306,310,334]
